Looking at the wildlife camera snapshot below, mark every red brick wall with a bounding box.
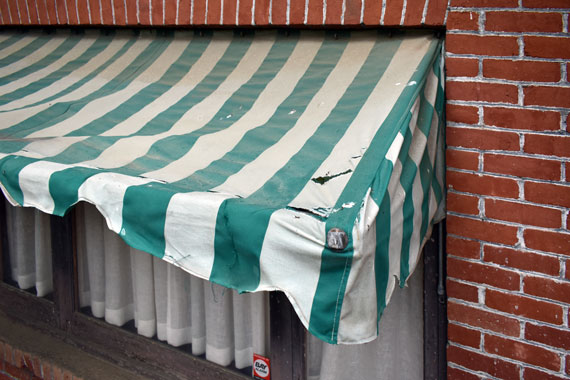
[0,340,81,380]
[1,1,570,379]
[446,1,570,379]
[0,0,447,26]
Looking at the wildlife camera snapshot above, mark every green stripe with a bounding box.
[1,36,171,139]
[69,32,212,136]
[0,34,23,53]
[0,34,48,67]
[0,34,104,105]
[374,182,392,324]
[309,37,442,343]
[118,32,299,257]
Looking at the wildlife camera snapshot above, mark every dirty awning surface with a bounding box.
[0,29,444,344]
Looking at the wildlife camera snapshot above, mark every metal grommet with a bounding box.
[327,228,348,251]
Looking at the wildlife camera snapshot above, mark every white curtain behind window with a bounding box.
[5,203,53,297]
[4,200,423,378]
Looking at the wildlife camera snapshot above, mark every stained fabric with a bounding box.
[0,29,444,344]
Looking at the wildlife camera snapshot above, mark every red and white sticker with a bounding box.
[253,353,270,380]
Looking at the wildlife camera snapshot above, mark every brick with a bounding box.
[56,0,68,23]
[238,0,253,25]
[525,229,570,256]
[525,134,570,158]
[4,343,13,364]
[18,0,30,23]
[446,34,518,57]
[31,357,42,378]
[484,153,561,181]
[447,366,481,380]
[5,363,32,380]
[447,127,519,151]
[486,289,563,324]
[46,0,59,24]
[35,0,48,23]
[523,0,570,7]
[125,0,138,23]
[423,0,446,25]
[567,355,570,376]
[447,149,479,171]
[484,245,560,276]
[42,362,52,380]
[484,107,561,132]
[206,0,222,24]
[485,199,562,229]
[343,0,362,25]
[447,104,479,125]
[100,0,113,24]
[524,367,568,380]
[446,171,519,198]
[382,0,404,25]
[53,365,63,380]
[485,334,560,370]
[447,215,519,246]
[63,369,73,380]
[289,0,305,25]
[447,11,479,31]
[486,11,563,33]
[448,192,479,216]
[525,36,570,60]
[483,59,561,83]
[362,0,381,25]
[447,344,520,379]
[526,323,570,351]
[450,0,518,5]
[525,86,570,109]
[14,349,23,367]
[402,0,425,26]
[222,0,237,24]
[325,0,342,24]
[447,279,479,302]
[306,0,322,25]
[254,0,269,25]
[447,81,518,104]
[270,0,287,25]
[8,0,20,22]
[448,256,520,290]
[449,323,481,348]
[524,275,570,303]
[192,0,206,24]
[177,0,191,24]
[75,0,89,24]
[448,236,481,260]
[446,57,479,79]
[164,0,177,25]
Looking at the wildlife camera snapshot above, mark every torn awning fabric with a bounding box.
[0,29,445,344]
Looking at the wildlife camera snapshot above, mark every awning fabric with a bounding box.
[0,29,444,344]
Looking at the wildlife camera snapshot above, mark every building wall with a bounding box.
[1,1,569,379]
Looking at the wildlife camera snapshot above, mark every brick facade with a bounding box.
[1,1,569,379]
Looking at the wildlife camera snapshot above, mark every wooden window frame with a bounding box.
[0,200,445,380]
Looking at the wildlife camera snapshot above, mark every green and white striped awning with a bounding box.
[0,29,444,344]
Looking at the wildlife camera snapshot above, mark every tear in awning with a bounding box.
[0,29,444,344]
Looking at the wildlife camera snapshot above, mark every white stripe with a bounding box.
[386,154,404,304]
[214,33,376,198]
[1,36,154,129]
[19,161,74,212]
[256,208,326,332]
[386,132,404,165]
[290,34,434,214]
[100,32,230,136]
[84,33,273,169]
[0,34,69,78]
[144,34,323,183]
[163,191,234,279]
[0,36,130,111]
[28,36,191,138]
[337,190,378,344]
[0,35,40,67]
[77,173,155,233]
[0,35,96,95]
